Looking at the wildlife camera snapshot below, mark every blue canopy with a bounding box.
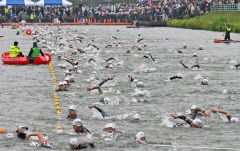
[0,0,35,6]
[35,0,72,6]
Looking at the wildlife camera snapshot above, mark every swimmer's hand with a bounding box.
[88,105,95,109]
[171,114,178,119]
[108,76,114,80]
[210,109,218,113]
[86,87,93,91]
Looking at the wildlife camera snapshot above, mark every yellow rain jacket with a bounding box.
[9,46,24,57]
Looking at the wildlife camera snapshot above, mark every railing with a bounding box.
[211,4,240,11]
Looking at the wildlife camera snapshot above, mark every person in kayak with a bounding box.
[9,41,25,57]
[16,126,52,148]
[210,108,239,122]
[27,42,45,63]
[224,24,231,41]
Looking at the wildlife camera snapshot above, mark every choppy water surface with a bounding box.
[0,25,240,151]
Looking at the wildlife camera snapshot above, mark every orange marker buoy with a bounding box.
[26,29,32,35]
[0,128,6,134]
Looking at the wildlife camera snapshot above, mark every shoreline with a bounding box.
[167,12,240,33]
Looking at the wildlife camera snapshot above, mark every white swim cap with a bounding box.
[69,105,76,111]
[65,70,71,73]
[191,105,197,110]
[63,81,68,85]
[58,82,64,86]
[72,119,83,126]
[74,65,77,68]
[192,119,202,126]
[136,132,145,140]
[230,117,239,122]
[69,76,74,80]
[202,79,208,85]
[65,77,70,81]
[136,81,144,87]
[69,138,79,146]
[104,123,116,129]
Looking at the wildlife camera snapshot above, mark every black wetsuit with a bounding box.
[75,126,91,134]
[170,76,182,80]
[93,106,109,118]
[191,65,200,69]
[74,143,94,150]
[56,89,68,91]
[178,116,193,126]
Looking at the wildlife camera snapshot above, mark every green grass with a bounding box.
[167,12,240,33]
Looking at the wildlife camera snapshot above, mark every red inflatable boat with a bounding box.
[214,39,240,43]
[1,52,51,65]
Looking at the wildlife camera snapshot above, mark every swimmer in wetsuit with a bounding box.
[88,105,109,118]
[210,109,239,122]
[16,126,52,148]
[171,114,202,128]
[190,105,211,120]
[169,75,182,80]
[69,138,94,150]
[86,76,114,94]
[72,119,91,134]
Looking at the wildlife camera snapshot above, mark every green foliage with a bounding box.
[167,12,240,33]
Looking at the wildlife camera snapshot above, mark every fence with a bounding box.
[211,4,240,11]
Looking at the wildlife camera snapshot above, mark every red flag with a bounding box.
[149,0,152,9]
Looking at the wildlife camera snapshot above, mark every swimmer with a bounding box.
[88,105,109,118]
[56,82,68,91]
[77,48,85,53]
[67,105,77,119]
[189,105,211,120]
[112,36,118,40]
[105,57,116,62]
[65,70,72,77]
[169,75,182,80]
[65,59,78,66]
[72,119,91,134]
[136,132,146,144]
[191,64,200,69]
[72,65,78,73]
[69,138,94,150]
[101,123,123,140]
[86,76,114,94]
[235,64,240,69]
[137,38,144,43]
[141,54,155,61]
[210,109,239,122]
[88,58,96,63]
[171,114,202,128]
[105,45,113,48]
[16,126,52,148]
[201,78,208,85]
[87,43,99,50]
[179,60,189,68]
[128,75,134,82]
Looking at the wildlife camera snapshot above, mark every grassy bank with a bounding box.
[167,12,240,33]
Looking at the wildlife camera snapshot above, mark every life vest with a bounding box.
[31,47,41,58]
[30,14,35,20]
[227,27,231,32]
[4,8,8,14]
[224,27,231,35]
[9,45,23,57]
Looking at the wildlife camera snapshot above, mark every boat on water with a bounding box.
[1,52,51,65]
[214,39,240,43]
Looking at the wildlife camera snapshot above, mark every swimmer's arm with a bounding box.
[65,59,75,66]
[196,108,211,117]
[98,76,114,87]
[93,106,108,118]
[26,132,45,142]
[171,114,192,126]
[211,109,230,116]
[179,60,189,68]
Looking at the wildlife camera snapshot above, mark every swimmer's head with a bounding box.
[72,119,84,132]
[192,53,197,57]
[69,105,76,111]
[104,123,116,133]
[191,105,197,113]
[230,117,239,123]
[192,119,202,128]
[65,77,70,82]
[16,126,28,139]
[201,78,208,85]
[136,132,146,143]
[69,138,79,148]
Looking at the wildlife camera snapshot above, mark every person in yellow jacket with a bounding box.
[9,41,24,57]
[224,24,231,41]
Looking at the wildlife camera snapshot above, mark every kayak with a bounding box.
[1,52,51,65]
[214,39,240,43]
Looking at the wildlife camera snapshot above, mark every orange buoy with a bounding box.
[0,128,6,134]
[26,29,32,35]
